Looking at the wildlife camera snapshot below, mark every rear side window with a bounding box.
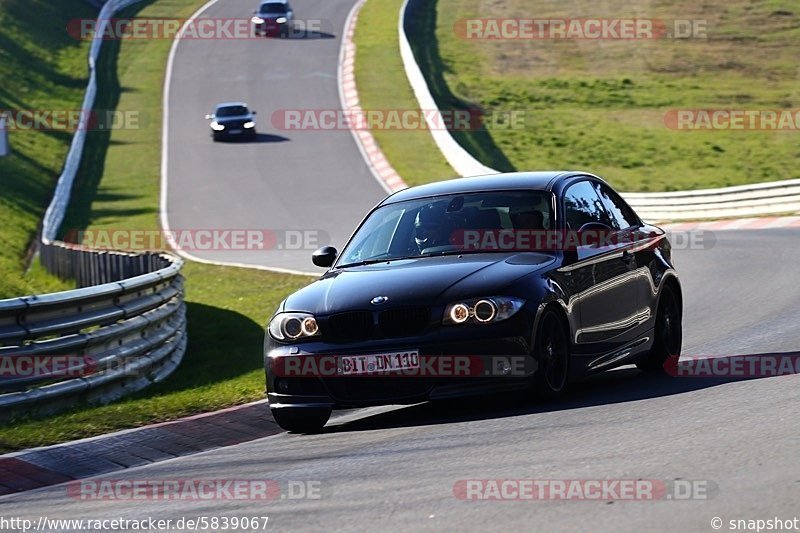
[563,181,612,230]
[593,182,639,230]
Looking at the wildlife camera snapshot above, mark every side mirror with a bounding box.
[251,110,257,115]
[312,246,337,268]
[205,114,214,120]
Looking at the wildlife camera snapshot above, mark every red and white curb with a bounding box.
[662,216,800,231]
[339,0,408,193]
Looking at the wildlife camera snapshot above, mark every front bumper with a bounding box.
[265,316,536,410]
[253,20,289,35]
[212,126,256,139]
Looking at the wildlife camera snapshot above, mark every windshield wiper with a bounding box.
[336,258,392,269]
[420,249,501,258]
[336,253,395,268]
[336,254,424,269]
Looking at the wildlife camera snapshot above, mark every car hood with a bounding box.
[283,252,556,315]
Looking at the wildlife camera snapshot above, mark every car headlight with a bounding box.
[210,121,225,131]
[243,121,255,128]
[276,17,287,23]
[269,312,320,341]
[443,297,525,326]
[252,16,265,24]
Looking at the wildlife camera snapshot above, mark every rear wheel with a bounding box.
[271,407,331,433]
[532,309,570,398]
[637,284,682,373]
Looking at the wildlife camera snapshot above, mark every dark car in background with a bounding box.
[264,171,683,432]
[205,102,257,141]
[252,0,294,37]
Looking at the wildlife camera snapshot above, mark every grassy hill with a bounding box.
[357,0,800,192]
[431,0,800,191]
[0,0,95,298]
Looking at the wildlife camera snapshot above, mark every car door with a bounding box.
[561,180,642,354]
[592,181,654,337]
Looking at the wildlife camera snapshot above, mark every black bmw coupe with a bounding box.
[264,171,682,432]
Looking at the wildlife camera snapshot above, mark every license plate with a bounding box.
[338,350,419,376]
[229,129,242,134]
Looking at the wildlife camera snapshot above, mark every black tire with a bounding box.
[637,284,682,373]
[271,407,331,433]
[532,309,570,398]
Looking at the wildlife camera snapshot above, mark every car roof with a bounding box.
[260,0,288,5]
[380,171,598,205]
[215,102,248,109]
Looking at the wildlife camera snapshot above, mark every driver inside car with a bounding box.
[414,202,453,253]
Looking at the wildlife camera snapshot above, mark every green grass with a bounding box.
[358,0,800,191]
[354,0,454,186]
[0,0,311,452]
[0,0,95,298]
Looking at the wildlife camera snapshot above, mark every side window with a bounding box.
[593,183,639,230]
[563,181,612,230]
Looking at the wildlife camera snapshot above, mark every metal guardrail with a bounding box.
[398,0,497,179]
[622,179,800,221]
[397,0,800,222]
[0,242,186,421]
[0,0,187,421]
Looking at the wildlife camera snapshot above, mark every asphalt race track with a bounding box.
[3,233,799,529]
[5,0,797,530]
[164,0,386,273]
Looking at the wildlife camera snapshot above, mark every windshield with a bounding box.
[336,191,554,266]
[259,3,288,14]
[215,106,249,117]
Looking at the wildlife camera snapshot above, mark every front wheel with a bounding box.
[637,284,682,373]
[271,407,331,433]
[532,309,570,398]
